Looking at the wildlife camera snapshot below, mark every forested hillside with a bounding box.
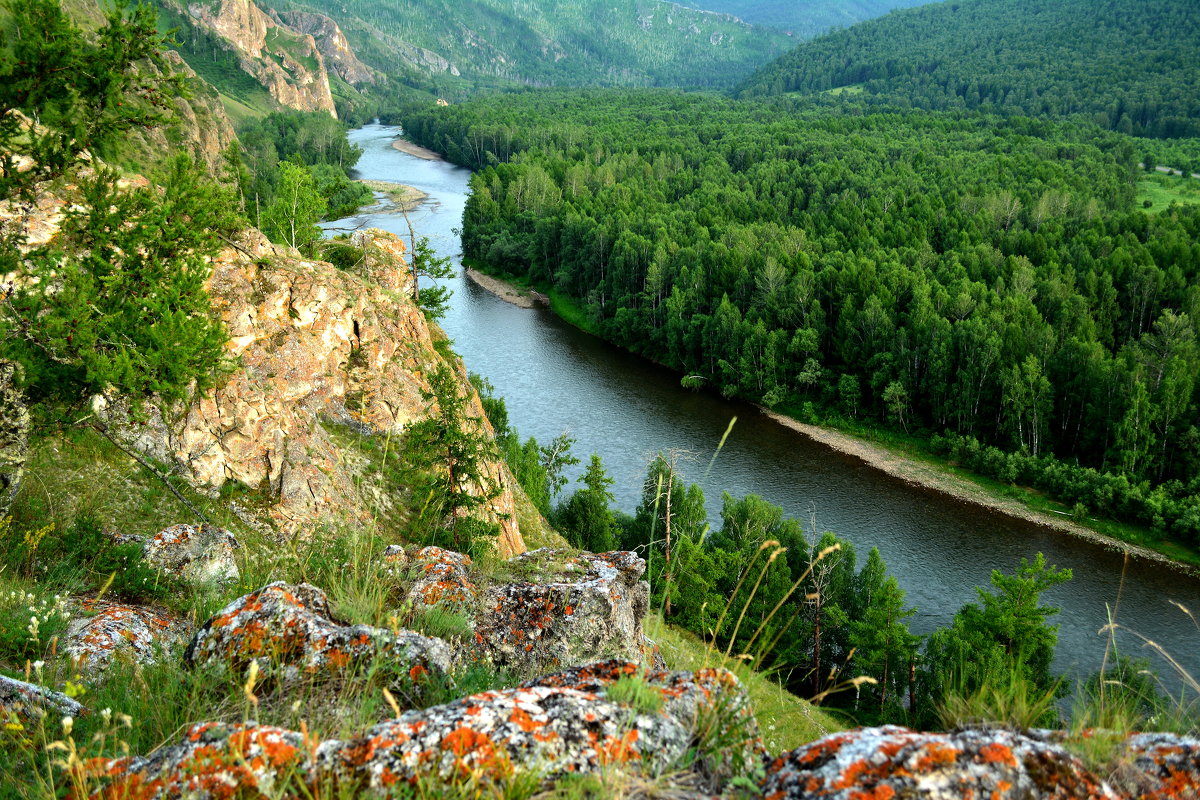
[403,91,1200,543]
[260,0,792,90]
[737,0,1200,139]
[676,0,927,37]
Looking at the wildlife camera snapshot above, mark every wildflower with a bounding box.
[61,715,74,736]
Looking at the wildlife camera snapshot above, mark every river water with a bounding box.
[327,123,1200,686]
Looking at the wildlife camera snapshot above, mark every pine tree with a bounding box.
[557,454,620,553]
[402,363,502,554]
[3,156,236,411]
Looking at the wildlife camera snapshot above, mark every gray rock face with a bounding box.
[64,600,189,674]
[184,581,452,687]
[89,660,756,798]
[0,360,29,513]
[474,549,651,674]
[0,673,85,723]
[759,726,1122,800]
[143,523,239,587]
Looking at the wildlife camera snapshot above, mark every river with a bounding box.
[327,123,1200,687]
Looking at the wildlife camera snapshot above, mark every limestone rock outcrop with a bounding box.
[9,170,526,549]
[90,661,757,798]
[184,581,452,688]
[64,600,189,674]
[277,11,378,85]
[90,227,523,552]
[474,549,651,673]
[760,726,1121,800]
[175,0,337,116]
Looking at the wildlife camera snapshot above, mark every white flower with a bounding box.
[61,716,74,735]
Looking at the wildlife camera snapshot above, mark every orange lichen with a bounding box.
[442,727,496,763]
[915,741,960,770]
[510,707,540,733]
[596,729,640,765]
[978,742,1016,766]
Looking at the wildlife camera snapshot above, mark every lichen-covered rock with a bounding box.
[524,658,763,777]
[0,359,29,513]
[760,726,1121,800]
[404,546,479,616]
[0,673,84,723]
[315,684,691,790]
[64,600,188,674]
[143,523,239,587]
[184,582,452,686]
[1117,732,1200,799]
[86,721,307,800]
[92,663,754,798]
[474,549,651,673]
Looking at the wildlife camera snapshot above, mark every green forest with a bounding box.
[737,0,1200,140]
[674,0,926,37]
[401,90,1200,547]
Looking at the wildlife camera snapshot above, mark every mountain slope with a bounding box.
[736,0,1200,138]
[675,0,928,37]
[260,0,794,89]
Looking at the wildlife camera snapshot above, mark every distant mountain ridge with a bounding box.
[256,0,794,90]
[736,0,1200,138]
[673,0,929,37]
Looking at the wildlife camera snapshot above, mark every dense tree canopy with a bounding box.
[403,90,1200,543]
[736,0,1200,139]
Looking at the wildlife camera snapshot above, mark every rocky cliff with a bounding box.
[99,227,523,554]
[123,51,239,178]
[277,10,379,85]
[1,168,524,554]
[176,0,338,116]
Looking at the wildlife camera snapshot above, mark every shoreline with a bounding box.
[464,266,548,309]
[355,179,428,213]
[391,138,443,161]
[761,409,1200,577]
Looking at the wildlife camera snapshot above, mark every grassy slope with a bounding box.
[646,614,843,752]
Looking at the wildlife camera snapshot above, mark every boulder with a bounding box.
[0,673,84,723]
[64,600,189,674]
[90,721,308,799]
[1116,732,1200,799]
[184,582,452,687]
[404,545,479,616]
[90,661,755,798]
[474,549,651,673]
[143,523,239,587]
[759,725,1121,800]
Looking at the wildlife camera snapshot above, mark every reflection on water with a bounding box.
[326,124,1200,686]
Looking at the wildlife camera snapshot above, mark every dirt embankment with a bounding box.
[761,409,1200,577]
[391,138,443,161]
